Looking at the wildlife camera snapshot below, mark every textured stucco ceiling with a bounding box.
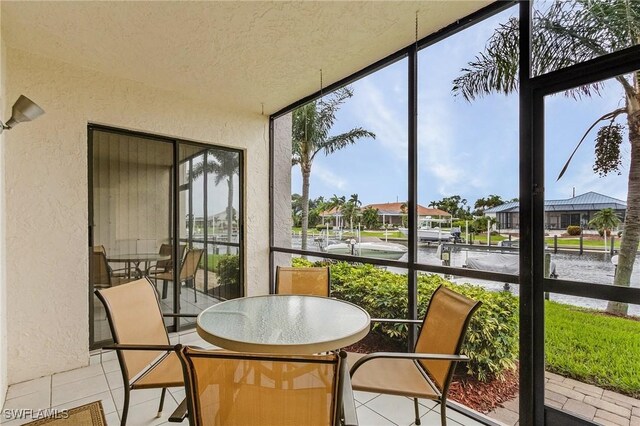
[1,1,492,115]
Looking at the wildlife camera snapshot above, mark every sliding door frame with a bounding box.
[88,124,245,349]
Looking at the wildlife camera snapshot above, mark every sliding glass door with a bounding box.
[89,126,244,349]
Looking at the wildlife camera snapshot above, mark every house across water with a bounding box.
[484,191,626,230]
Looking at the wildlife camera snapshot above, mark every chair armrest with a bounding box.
[370,318,422,325]
[162,313,198,318]
[168,398,188,423]
[340,362,359,426]
[350,352,469,376]
[103,344,175,352]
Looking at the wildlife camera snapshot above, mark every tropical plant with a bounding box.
[291,88,375,250]
[429,195,472,219]
[191,150,239,243]
[452,0,640,315]
[589,208,621,236]
[361,206,380,229]
[327,194,346,228]
[474,194,506,215]
[341,193,363,230]
[400,202,408,227]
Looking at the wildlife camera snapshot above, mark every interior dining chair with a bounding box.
[348,285,481,426]
[275,266,330,297]
[175,345,358,426]
[149,248,204,302]
[95,277,197,426]
[90,250,131,288]
[146,243,187,275]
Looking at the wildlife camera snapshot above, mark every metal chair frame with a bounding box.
[349,285,481,426]
[95,278,198,426]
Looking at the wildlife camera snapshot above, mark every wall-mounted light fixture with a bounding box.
[0,95,45,134]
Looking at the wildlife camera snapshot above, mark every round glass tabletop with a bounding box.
[197,294,371,354]
[106,253,171,262]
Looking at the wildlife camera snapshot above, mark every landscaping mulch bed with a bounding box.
[449,367,519,413]
[345,332,518,413]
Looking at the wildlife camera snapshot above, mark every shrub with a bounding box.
[313,262,518,381]
[567,226,581,236]
[217,254,240,287]
[292,257,314,268]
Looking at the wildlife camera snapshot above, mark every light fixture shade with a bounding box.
[5,95,45,128]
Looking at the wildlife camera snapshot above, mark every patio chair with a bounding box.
[175,345,358,426]
[90,250,131,288]
[95,277,197,426]
[275,266,330,297]
[146,243,187,275]
[348,285,481,426]
[149,248,204,302]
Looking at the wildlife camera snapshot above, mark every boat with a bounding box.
[324,241,407,260]
[464,252,557,277]
[398,225,455,242]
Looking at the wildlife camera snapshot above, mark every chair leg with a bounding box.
[157,388,167,418]
[121,386,131,426]
[440,400,447,426]
[414,398,421,425]
[193,278,197,302]
[162,280,168,299]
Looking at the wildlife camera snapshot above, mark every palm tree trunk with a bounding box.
[227,177,233,243]
[608,101,640,315]
[301,167,310,251]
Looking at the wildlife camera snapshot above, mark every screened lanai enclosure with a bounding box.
[88,126,244,348]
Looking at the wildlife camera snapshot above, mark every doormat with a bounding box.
[23,401,106,426]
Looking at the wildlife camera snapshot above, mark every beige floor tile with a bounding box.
[105,370,124,390]
[5,377,50,401]
[112,387,166,411]
[117,396,178,426]
[3,390,51,412]
[101,359,121,374]
[365,393,429,426]
[356,404,396,425]
[354,391,380,404]
[105,411,120,426]
[52,364,103,387]
[51,390,117,416]
[51,374,109,407]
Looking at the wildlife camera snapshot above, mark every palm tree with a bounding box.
[453,0,640,315]
[327,194,346,229]
[191,150,240,243]
[292,89,375,251]
[345,194,363,230]
[589,208,622,236]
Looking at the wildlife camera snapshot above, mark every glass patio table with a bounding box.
[196,294,371,354]
[106,253,171,278]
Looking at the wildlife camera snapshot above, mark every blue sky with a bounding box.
[291,8,630,208]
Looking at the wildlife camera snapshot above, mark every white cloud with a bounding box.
[312,163,348,192]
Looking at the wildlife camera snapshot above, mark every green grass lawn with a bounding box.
[544,237,622,249]
[545,301,640,397]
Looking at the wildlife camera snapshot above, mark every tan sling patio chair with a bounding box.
[176,346,358,426]
[275,266,330,297]
[149,248,204,302]
[348,285,481,426]
[146,243,187,275]
[90,249,132,288]
[95,277,198,426]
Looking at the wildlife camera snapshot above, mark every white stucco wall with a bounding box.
[4,47,270,384]
[0,5,8,407]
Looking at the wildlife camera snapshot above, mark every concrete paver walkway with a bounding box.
[488,372,640,426]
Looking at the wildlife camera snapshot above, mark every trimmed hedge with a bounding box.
[567,225,581,236]
[292,258,518,382]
